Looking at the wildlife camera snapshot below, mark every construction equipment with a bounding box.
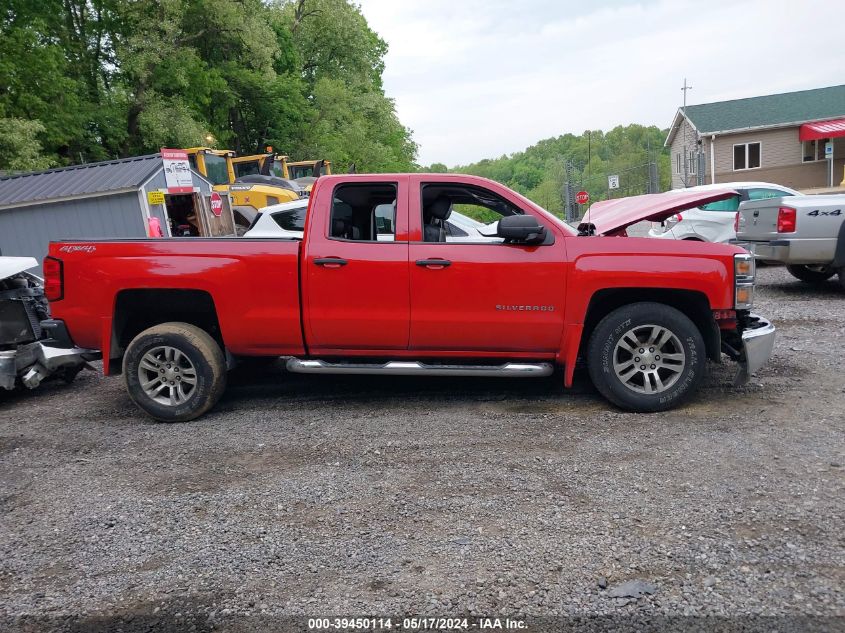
[185,148,306,234]
[236,149,332,193]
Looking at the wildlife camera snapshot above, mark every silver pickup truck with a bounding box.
[735,194,845,288]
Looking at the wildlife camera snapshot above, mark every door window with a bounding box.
[330,183,398,242]
[420,183,522,243]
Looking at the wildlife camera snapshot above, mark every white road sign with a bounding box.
[608,175,620,190]
[161,148,193,193]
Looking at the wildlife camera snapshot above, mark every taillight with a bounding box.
[665,213,683,229]
[43,256,63,301]
[777,207,796,233]
[734,212,740,233]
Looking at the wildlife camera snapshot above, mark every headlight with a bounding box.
[734,253,755,309]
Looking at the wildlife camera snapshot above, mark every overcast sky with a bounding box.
[355,0,845,167]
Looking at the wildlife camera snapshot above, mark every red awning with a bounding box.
[799,118,845,141]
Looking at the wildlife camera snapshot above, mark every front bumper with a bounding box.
[734,313,776,385]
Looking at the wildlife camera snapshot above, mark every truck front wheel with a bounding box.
[786,264,835,283]
[123,322,226,422]
[587,302,705,412]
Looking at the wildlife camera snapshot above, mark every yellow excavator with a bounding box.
[185,148,307,233]
[231,151,332,193]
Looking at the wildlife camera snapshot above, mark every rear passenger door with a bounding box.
[303,178,410,351]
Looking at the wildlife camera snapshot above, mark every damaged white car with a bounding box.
[0,257,95,391]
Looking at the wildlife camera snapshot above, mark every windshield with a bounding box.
[288,165,315,179]
[203,154,229,186]
[234,160,261,178]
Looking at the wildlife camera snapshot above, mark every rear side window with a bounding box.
[271,206,308,231]
[700,195,740,212]
[747,188,793,201]
[330,183,398,242]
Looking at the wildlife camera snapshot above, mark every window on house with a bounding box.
[675,153,682,175]
[688,150,697,175]
[733,142,761,170]
[802,139,828,162]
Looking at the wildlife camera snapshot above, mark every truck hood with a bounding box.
[578,188,739,236]
[0,256,39,281]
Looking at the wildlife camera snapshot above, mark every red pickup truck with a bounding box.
[43,174,775,422]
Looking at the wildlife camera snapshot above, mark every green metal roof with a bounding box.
[671,84,845,140]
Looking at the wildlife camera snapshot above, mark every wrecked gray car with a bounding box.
[0,257,95,391]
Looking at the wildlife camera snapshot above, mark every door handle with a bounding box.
[416,258,451,268]
[314,257,348,267]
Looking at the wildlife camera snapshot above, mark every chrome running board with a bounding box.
[285,359,554,378]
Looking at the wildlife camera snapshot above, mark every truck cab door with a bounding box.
[408,177,567,354]
[302,177,410,351]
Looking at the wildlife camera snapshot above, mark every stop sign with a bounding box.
[210,191,223,217]
[575,191,589,205]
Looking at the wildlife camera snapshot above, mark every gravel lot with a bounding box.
[1,265,843,632]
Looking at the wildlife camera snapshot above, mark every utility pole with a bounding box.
[681,78,693,187]
[563,160,578,223]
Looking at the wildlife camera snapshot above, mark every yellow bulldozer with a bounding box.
[185,148,307,233]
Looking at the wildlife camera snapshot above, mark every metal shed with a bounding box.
[0,153,234,271]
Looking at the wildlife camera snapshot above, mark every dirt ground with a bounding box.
[1,265,843,632]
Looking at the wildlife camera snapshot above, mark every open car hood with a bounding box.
[577,188,739,236]
[0,256,39,281]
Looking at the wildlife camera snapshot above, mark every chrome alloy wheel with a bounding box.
[138,346,197,406]
[612,324,686,395]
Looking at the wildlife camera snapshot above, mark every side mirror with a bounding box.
[497,215,547,244]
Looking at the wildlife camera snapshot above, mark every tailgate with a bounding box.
[736,198,785,241]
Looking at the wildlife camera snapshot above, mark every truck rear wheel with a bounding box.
[786,264,835,283]
[587,302,705,412]
[123,322,226,422]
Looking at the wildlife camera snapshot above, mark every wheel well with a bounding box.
[581,288,720,362]
[110,289,222,374]
[682,237,704,241]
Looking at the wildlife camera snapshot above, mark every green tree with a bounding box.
[454,125,672,217]
[0,118,55,171]
[0,0,416,170]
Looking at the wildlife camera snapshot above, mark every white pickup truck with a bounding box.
[735,194,845,288]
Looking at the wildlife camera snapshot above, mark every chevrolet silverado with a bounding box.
[44,174,776,422]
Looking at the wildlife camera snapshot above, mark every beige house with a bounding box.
[665,84,845,191]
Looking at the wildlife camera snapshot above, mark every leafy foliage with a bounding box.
[0,0,417,172]
[452,125,672,215]
[0,118,55,171]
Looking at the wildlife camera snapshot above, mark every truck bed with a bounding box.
[737,195,844,264]
[49,238,304,365]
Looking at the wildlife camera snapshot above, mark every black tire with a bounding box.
[838,268,845,291]
[786,264,835,283]
[123,322,226,422]
[587,302,706,412]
